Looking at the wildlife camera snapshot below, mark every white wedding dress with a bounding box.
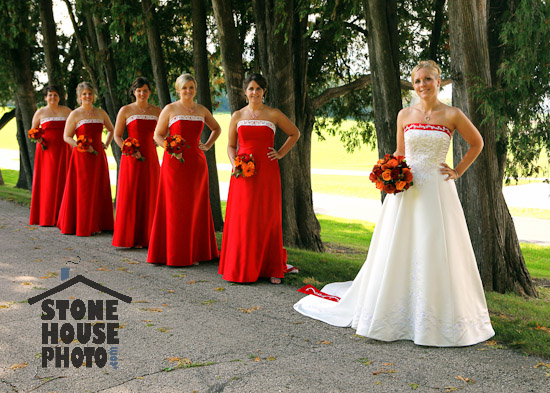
[294,123,495,347]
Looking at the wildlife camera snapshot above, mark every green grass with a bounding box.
[0,169,31,205]
[509,207,550,220]
[485,288,550,358]
[521,244,550,279]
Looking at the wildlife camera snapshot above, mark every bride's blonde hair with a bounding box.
[411,60,441,83]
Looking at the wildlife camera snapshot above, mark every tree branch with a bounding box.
[311,75,452,111]
[312,75,372,110]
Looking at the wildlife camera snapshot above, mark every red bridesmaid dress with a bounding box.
[219,120,287,282]
[56,119,114,236]
[29,117,71,226]
[112,115,160,248]
[147,115,219,266]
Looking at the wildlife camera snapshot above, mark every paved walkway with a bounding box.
[0,198,549,392]
[2,148,549,245]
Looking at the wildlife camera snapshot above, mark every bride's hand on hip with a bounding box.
[440,163,460,181]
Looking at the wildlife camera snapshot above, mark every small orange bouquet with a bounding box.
[76,135,97,155]
[369,154,413,194]
[232,154,255,178]
[122,137,145,161]
[28,127,46,150]
[164,134,189,163]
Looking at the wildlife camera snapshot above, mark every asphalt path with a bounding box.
[1,198,549,393]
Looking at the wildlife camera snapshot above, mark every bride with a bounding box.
[294,60,495,347]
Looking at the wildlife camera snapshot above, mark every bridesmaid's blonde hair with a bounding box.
[76,82,97,105]
[175,73,197,93]
[411,60,441,83]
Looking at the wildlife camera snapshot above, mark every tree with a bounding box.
[0,0,38,190]
[448,0,536,296]
[37,0,67,104]
[142,0,171,107]
[362,0,402,194]
[192,0,223,231]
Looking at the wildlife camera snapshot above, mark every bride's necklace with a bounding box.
[420,106,434,121]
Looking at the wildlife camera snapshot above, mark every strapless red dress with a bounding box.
[147,115,219,266]
[56,119,114,236]
[219,120,286,282]
[112,115,160,247]
[29,117,71,226]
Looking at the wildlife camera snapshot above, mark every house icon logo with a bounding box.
[28,269,132,369]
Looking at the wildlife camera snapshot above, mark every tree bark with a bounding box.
[14,96,33,190]
[448,0,536,296]
[428,0,446,62]
[192,0,223,231]
[37,0,66,104]
[363,0,402,200]
[211,0,246,112]
[142,0,172,108]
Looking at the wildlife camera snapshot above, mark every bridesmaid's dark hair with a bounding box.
[43,85,61,96]
[130,77,152,100]
[243,73,268,91]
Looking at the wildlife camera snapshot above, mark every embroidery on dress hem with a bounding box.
[76,118,103,129]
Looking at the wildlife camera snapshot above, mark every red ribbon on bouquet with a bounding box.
[297,284,341,302]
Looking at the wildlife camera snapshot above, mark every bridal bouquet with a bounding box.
[369,154,413,194]
[28,127,46,150]
[232,153,255,178]
[164,134,189,163]
[76,135,97,155]
[122,137,145,161]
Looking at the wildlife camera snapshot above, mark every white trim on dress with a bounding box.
[168,115,204,128]
[237,119,276,133]
[40,117,67,125]
[76,118,103,129]
[126,114,158,126]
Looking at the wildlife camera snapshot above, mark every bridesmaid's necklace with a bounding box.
[182,102,195,114]
[249,105,262,119]
[137,103,148,114]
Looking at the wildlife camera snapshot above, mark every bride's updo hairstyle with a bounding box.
[175,73,197,94]
[76,82,97,105]
[243,73,268,91]
[411,60,441,83]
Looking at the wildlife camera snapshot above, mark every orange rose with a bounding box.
[382,169,392,181]
[376,180,384,190]
[386,158,398,168]
[369,171,378,182]
[396,181,406,191]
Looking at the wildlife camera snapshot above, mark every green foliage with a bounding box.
[473,0,550,180]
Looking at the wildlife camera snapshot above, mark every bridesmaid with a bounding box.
[57,82,115,236]
[219,74,300,284]
[147,73,221,266]
[29,85,72,226]
[112,77,161,248]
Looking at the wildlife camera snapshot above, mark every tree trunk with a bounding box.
[211,0,246,112]
[142,0,171,108]
[10,34,37,190]
[252,0,323,251]
[37,0,66,104]
[448,0,536,296]
[192,0,223,231]
[363,0,402,201]
[14,97,33,190]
